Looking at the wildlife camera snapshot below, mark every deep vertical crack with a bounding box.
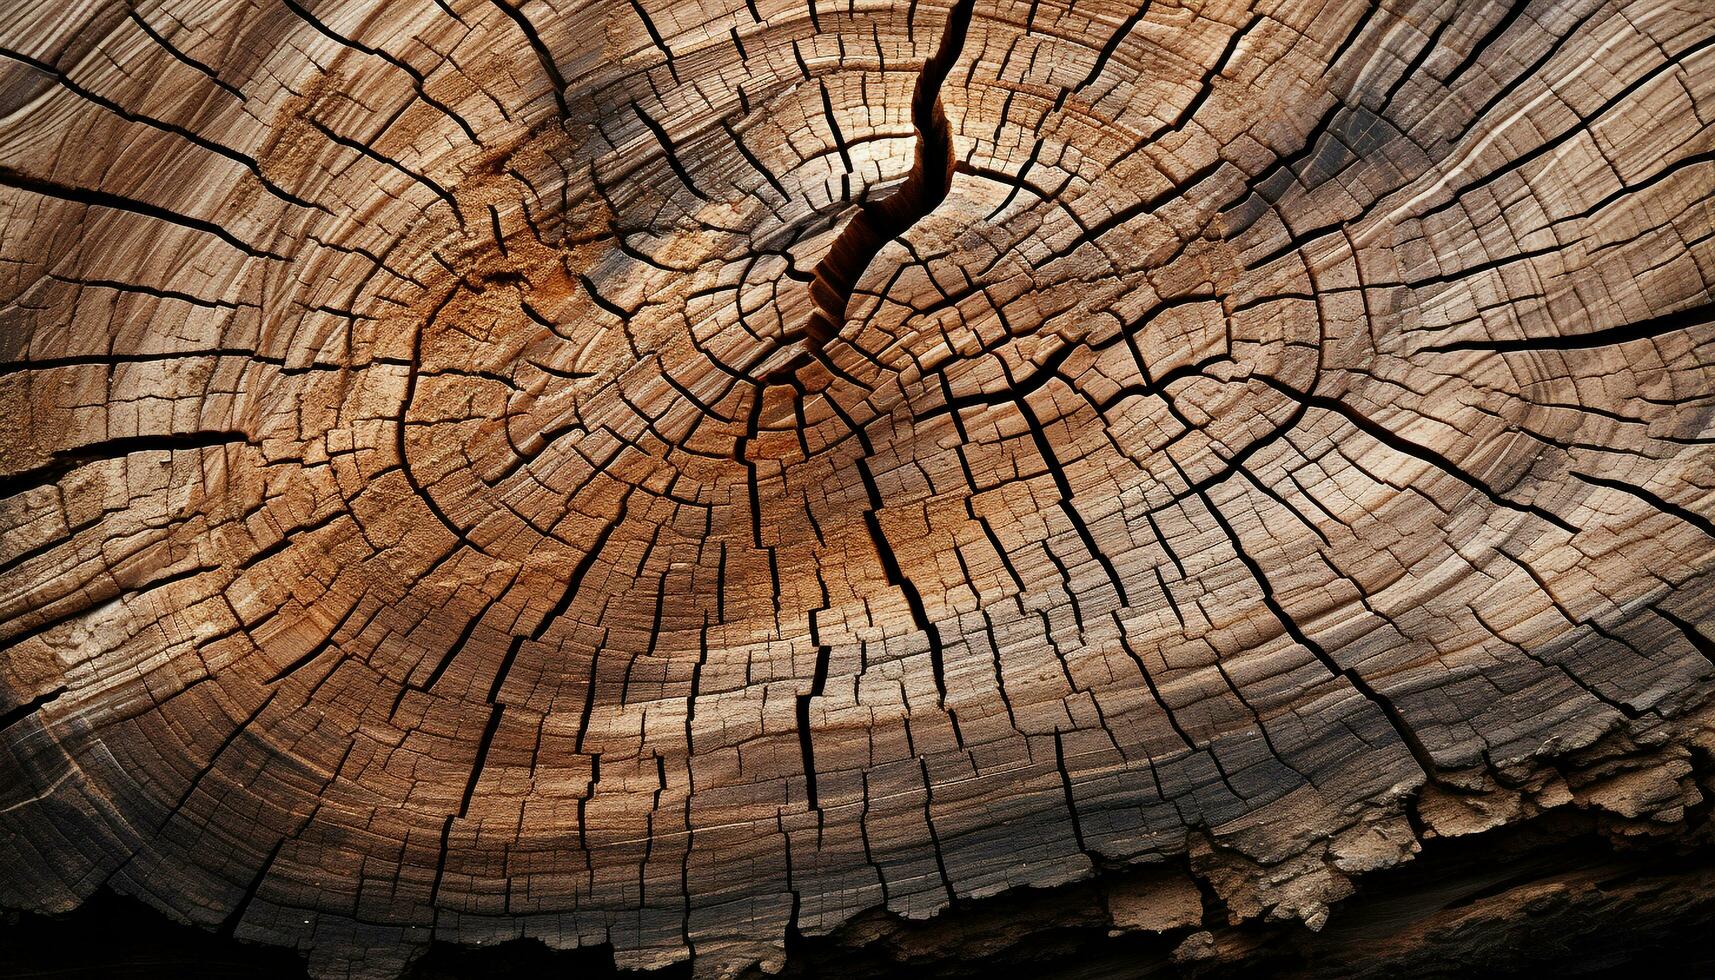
[758,0,980,728]
[789,0,976,351]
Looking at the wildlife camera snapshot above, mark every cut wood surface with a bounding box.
[1,0,1713,976]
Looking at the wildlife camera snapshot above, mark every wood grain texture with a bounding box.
[1,0,1713,976]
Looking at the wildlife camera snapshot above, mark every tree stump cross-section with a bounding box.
[2,0,1714,976]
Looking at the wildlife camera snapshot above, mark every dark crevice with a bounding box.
[236,510,347,572]
[0,686,67,733]
[1325,1,1383,77]
[1443,0,1529,91]
[0,431,256,500]
[917,756,958,905]
[633,104,711,202]
[1010,380,1131,606]
[280,0,481,144]
[1052,730,1091,858]
[0,166,284,258]
[1570,471,1715,541]
[216,838,286,939]
[1145,12,1261,139]
[305,116,462,224]
[1653,606,1715,666]
[627,0,679,82]
[459,704,507,817]
[788,0,976,351]
[724,119,789,198]
[782,1,980,729]
[1038,158,1224,266]
[862,504,949,705]
[1377,12,1454,113]
[36,266,250,305]
[1113,612,1247,800]
[416,588,516,698]
[1074,4,1150,94]
[430,491,632,928]
[127,10,248,102]
[165,681,289,818]
[797,643,832,813]
[0,45,327,214]
[3,564,220,662]
[400,288,490,554]
[1421,299,1715,353]
[0,349,409,378]
[265,599,361,686]
[1402,244,1561,290]
[490,0,569,115]
[1542,149,1715,234]
[0,513,106,578]
[979,135,1045,219]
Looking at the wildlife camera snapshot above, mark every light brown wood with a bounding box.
[2,0,1713,976]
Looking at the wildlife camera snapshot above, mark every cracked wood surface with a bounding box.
[1,0,1713,976]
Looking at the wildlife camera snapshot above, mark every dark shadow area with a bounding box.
[749,818,1715,980]
[5,812,1715,979]
[403,939,690,980]
[0,891,309,979]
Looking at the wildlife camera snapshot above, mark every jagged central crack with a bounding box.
[787,0,976,353]
[775,3,981,787]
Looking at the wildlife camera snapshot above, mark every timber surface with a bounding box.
[2,0,1714,977]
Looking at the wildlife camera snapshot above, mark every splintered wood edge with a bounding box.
[1,0,1713,976]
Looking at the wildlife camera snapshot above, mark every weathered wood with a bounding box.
[1,0,1712,976]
